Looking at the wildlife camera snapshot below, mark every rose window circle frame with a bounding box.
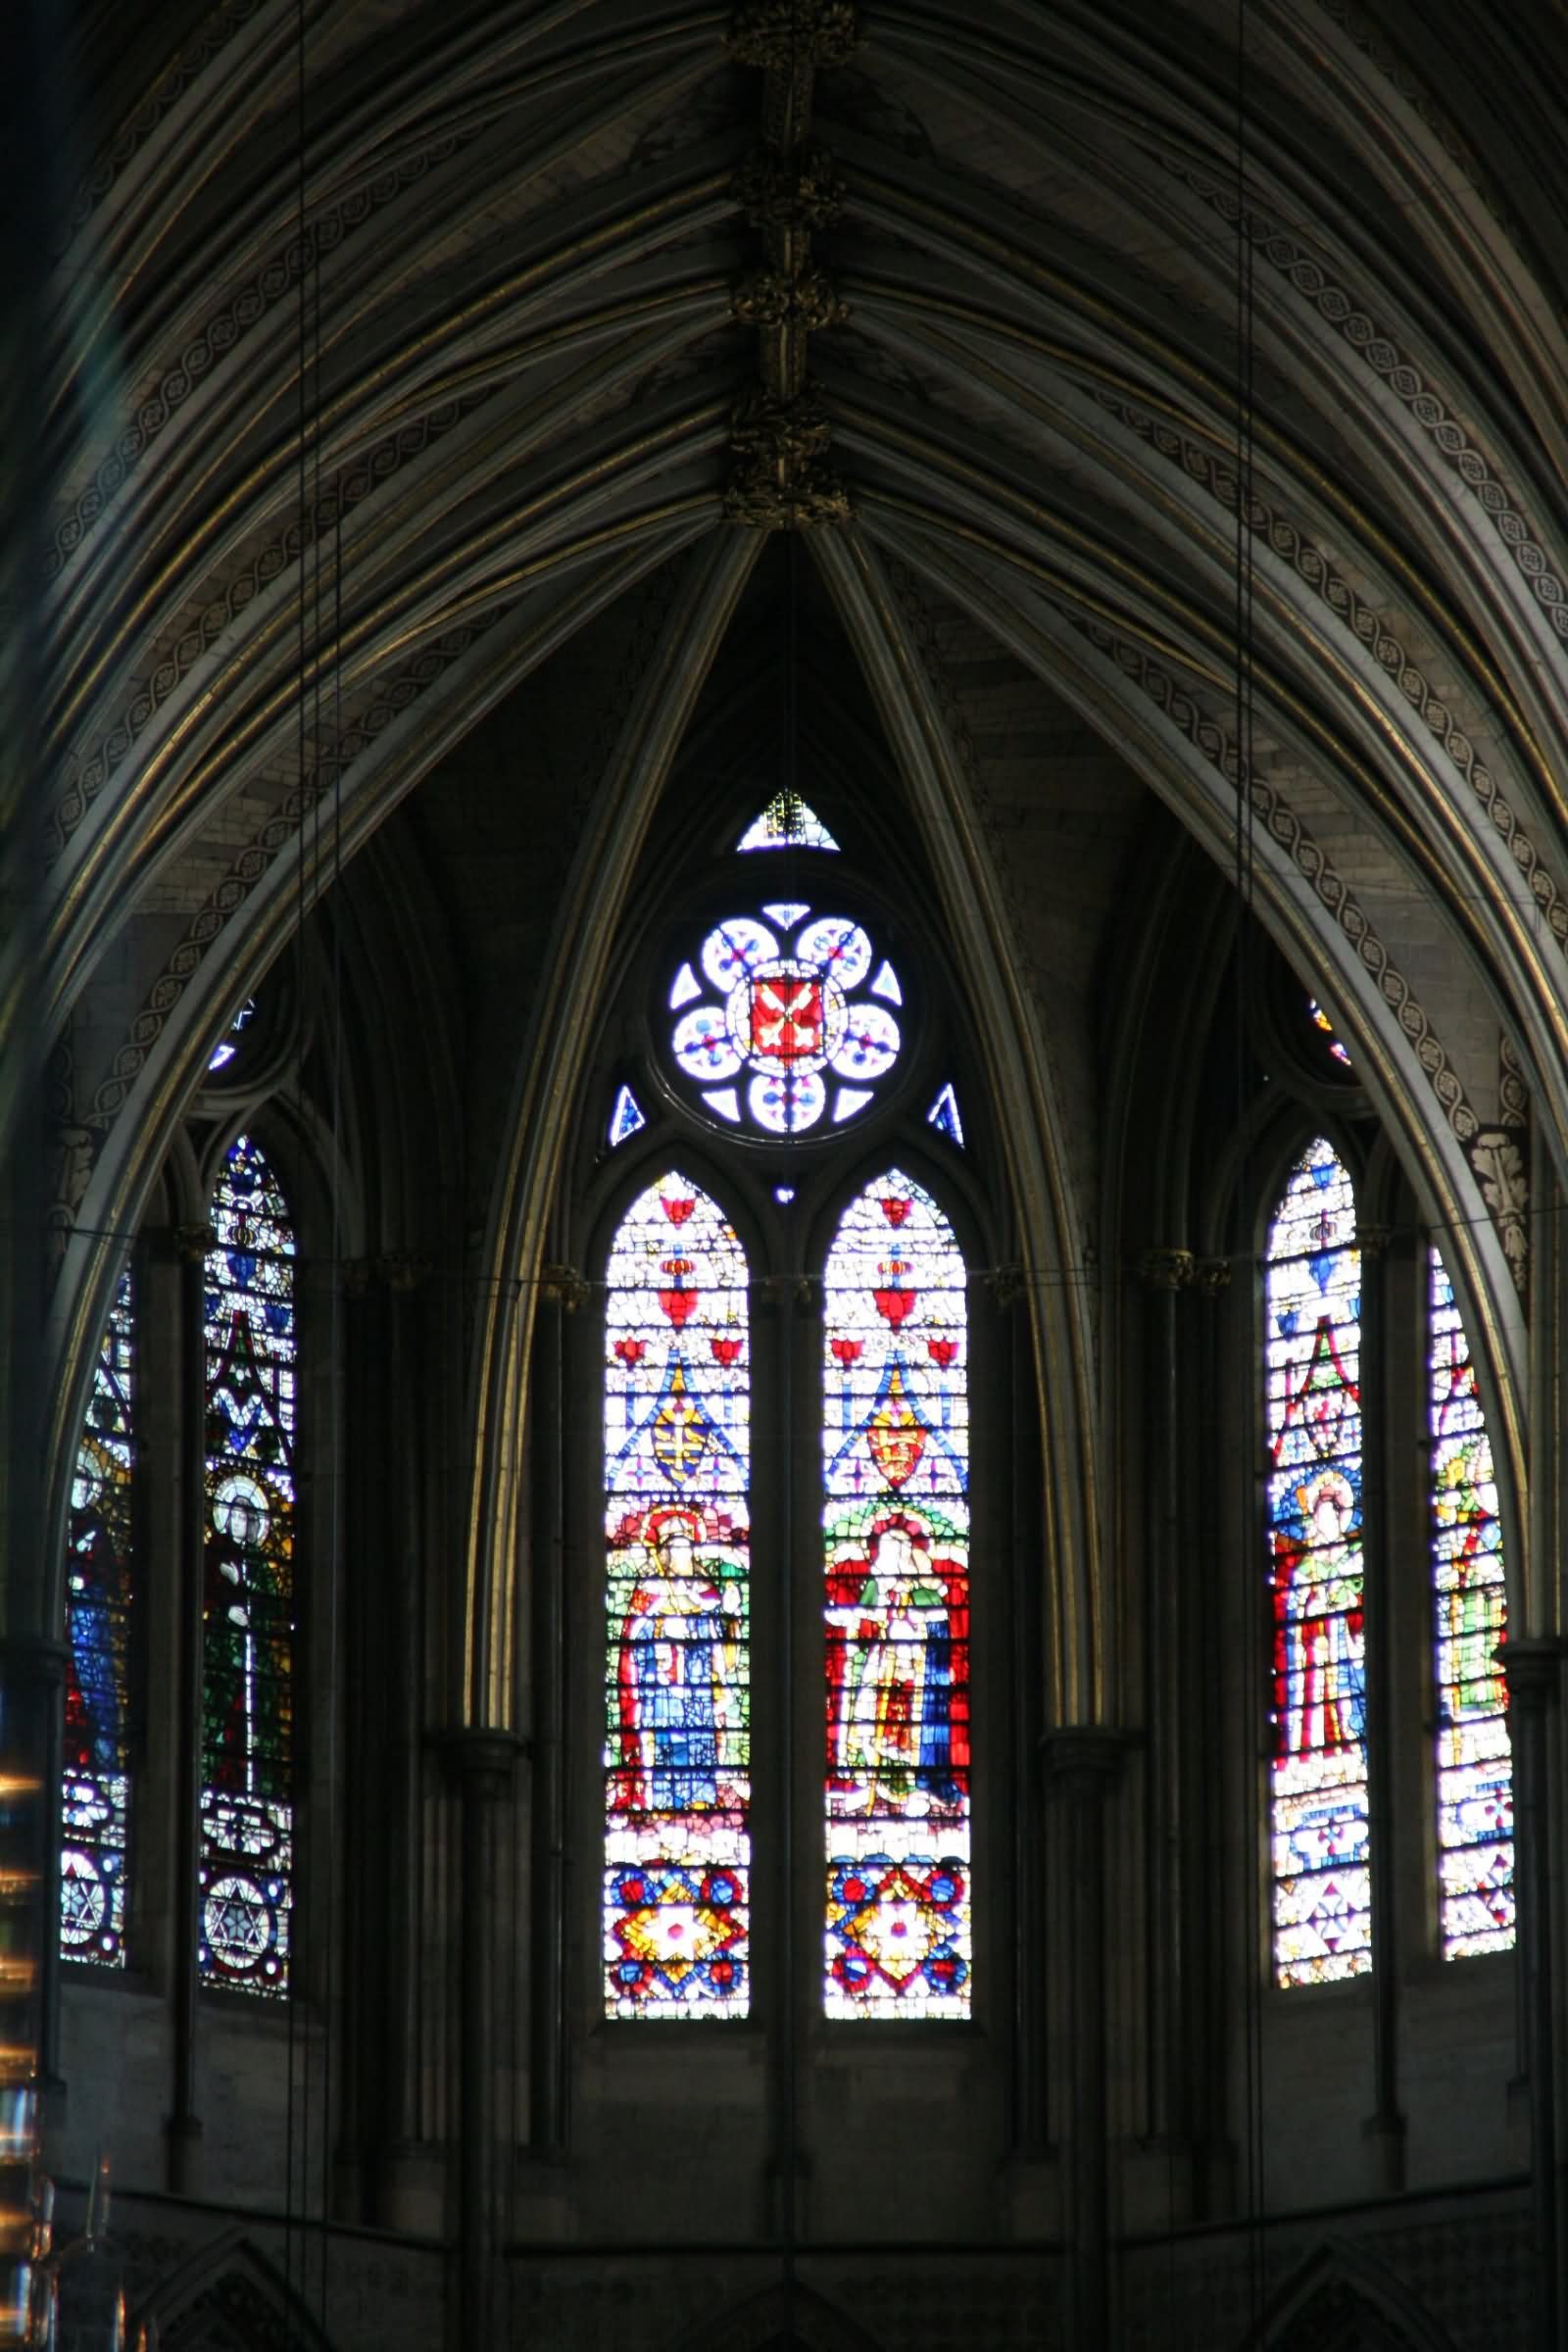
[654,897,918,1144]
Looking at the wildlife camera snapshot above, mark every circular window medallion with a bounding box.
[665,905,904,1135]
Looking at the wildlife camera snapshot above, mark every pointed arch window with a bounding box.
[1263,1137,1369,1986]
[200,1134,296,1996]
[603,1172,751,2018]
[822,1171,970,2018]
[61,1265,136,1967]
[1428,1248,1514,1958]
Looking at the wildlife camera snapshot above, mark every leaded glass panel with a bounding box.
[201,1135,295,1995]
[603,1174,751,2017]
[1264,1138,1370,1985]
[1429,1248,1514,1958]
[61,1266,135,1967]
[822,1170,970,2018]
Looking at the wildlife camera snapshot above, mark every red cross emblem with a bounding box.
[750,975,822,1060]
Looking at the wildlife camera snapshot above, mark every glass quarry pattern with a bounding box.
[1429,1249,1515,1958]
[603,1174,751,2017]
[61,1267,136,1967]
[666,906,902,1136]
[822,1171,970,2017]
[201,1135,295,1995]
[1264,1138,1369,1986]
[736,790,839,853]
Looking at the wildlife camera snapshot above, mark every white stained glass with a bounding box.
[928,1084,964,1147]
[609,1085,648,1147]
[796,916,872,992]
[673,1005,745,1082]
[703,1088,742,1123]
[833,1088,875,1122]
[702,918,778,995]
[670,962,702,1009]
[870,960,903,1006]
[736,791,840,853]
[829,1003,901,1082]
[750,1070,826,1134]
[762,902,810,931]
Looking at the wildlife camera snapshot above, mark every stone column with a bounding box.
[1042,1727,1127,2352]
[1503,1639,1566,2352]
[445,1728,523,2348]
[1132,1247,1193,2201]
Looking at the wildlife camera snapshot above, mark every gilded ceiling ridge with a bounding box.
[723,2,858,527]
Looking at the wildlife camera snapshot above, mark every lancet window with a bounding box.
[1263,1137,1369,1987]
[200,1133,296,1996]
[60,1266,137,1967]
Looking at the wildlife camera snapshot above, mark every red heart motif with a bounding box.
[614,1337,645,1365]
[927,1338,957,1367]
[831,1337,862,1365]
[662,1197,696,1225]
[881,1197,911,1226]
[873,1261,916,1326]
[659,1256,697,1326]
[711,1335,742,1366]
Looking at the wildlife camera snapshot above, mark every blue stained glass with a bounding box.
[609,1085,648,1147]
[927,1084,964,1147]
[822,1172,971,2019]
[61,1267,136,1967]
[1429,1248,1514,1958]
[736,792,839,853]
[201,1135,295,1996]
[1264,1137,1369,1986]
[604,1175,751,2017]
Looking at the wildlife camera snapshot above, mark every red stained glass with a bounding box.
[822,1170,970,2018]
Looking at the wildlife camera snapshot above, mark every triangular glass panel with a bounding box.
[608,1085,647,1148]
[669,961,702,1009]
[869,959,903,1006]
[928,1082,964,1146]
[208,997,257,1073]
[832,1087,875,1123]
[761,902,810,932]
[736,791,840,853]
[703,1087,742,1124]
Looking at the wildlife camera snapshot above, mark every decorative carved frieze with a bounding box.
[731,264,848,330]
[732,143,846,233]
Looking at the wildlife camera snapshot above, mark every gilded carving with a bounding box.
[725,0,860,71]
[731,265,848,330]
[724,462,851,528]
[1132,1247,1194,1290]
[731,144,846,230]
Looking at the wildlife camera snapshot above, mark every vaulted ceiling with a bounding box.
[32,0,1568,1655]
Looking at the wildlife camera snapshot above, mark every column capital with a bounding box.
[1039,1726,1133,1796]
[1131,1248,1193,1291]
[440,1729,526,1797]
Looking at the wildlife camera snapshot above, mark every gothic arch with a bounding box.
[1243,2238,1464,2352]
[130,2232,336,2352]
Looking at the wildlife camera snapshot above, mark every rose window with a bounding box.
[665,904,904,1136]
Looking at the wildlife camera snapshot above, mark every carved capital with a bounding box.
[172,1221,217,1263]
[377,1251,432,1294]
[441,1728,527,1799]
[1039,1726,1132,1798]
[1132,1247,1193,1291]
[539,1263,591,1313]
[725,0,860,71]
[1358,1222,1395,1259]
[1501,1639,1567,1713]
[732,143,846,231]
[1192,1256,1232,1296]
[339,1256,374,1298]
[984,1264,1026,1310]
[757,1271,815,1310]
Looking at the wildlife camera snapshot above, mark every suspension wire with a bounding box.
[283,0,308,2333]
[1232,0,1269,2333]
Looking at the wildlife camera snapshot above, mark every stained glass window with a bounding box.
[208,998,257,1073]
[61,1266,136,1967]
[822,1171,970,2018]
[664,907,902,1136]
[1429,1248,1514,1958]
[1264,1137,1369,1986]
[927,1083,964,1147]
[1308,999,1351,1068]
[201,1135,295,1995]
[609,1084,647,1148]
[603,1174,751,2017]
[736,791,839,853]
